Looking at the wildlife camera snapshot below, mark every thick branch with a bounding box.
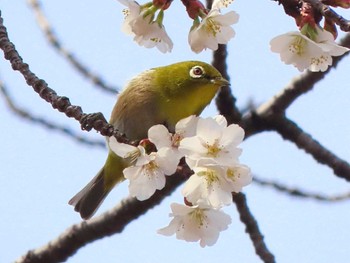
[232,193,276,263]
[15,168,190,263]
[212,45,242,125]
[27,0,119,94]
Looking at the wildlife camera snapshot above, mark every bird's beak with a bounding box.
[211,76,230,87]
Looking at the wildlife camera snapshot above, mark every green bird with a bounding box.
[69,61,229,219]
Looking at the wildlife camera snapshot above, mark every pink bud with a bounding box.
[153,0,173,10]
[181,0,207,19]
[139,139,157,154]
[324,18,338,39]
[184,197,193,206]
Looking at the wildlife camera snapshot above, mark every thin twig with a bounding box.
[0,79,105,148]
[27,0,119,94]
[304,0,350,31]
[253,176,350,201]
[232,193,276,263]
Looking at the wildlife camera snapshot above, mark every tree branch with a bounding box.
[241,33,350,137]
[1,14,274,263]
[253,175,350,201]
[15,167,191,263]
[267,116,350,181]
[0,79,105,148]
[27,0,119,94]
[304,0,350,32]
[257,33,350,115]
[212,45,242,125]
[0,12,128,143]
[232,193,276,263]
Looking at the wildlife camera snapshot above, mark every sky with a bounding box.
[1,1,349,263]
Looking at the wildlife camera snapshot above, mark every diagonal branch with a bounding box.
[0,79,105,148]
[0,12,128,142]
[253,175,350,201]
[212,45,242,125]
[232,193,276,263]
[27,0,119,94]
[15,168,190,263]
[267,116,350,181]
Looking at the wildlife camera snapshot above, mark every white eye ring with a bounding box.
[189,66,205,78]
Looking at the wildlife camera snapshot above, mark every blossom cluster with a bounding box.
[109,115,251,247]
[270,25,349,72]
[117,0,239,53]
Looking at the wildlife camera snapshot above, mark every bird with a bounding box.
[69,60,229,220]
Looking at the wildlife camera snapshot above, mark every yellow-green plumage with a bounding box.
[69,61,229,219]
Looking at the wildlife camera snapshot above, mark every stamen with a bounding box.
[289,36,306,56]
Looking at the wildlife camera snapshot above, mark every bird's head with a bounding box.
[153,61,229,94]
[153,61,229,125]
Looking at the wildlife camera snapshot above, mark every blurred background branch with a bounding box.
[27,0,119,94]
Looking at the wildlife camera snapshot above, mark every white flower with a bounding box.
[109,136,146,164]
[309,28,349,71]
[225,164,252,193]
[182,165,251,208]
[158,203,231,247]
[123,147,179,200]
[213,0,234,9]
[148,115,198,161]
[179,116,244,168]
[109,137,179,200]
[118,0,142,35]
[182,166,234,208]
[148,115,198,158]
[133,21,173,53]
[188,0,239,53]
[118,0,173,53]
[148,124,172,149]
[270,31,323,72]
[270,27,349,72]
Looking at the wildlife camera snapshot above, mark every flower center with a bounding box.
[150,37,162,43]
[171,133,183,148]
[221,0,233,7]
[205,18,221,37]
[190,208,207,227]
[289,36,306,56]
[311,55,328,66]
[198,169,219,186]
[144,160,159,178]
[226,168,236,181]
[122,9,130,18]
[204,139,222,157]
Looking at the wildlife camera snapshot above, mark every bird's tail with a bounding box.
[69,153,126,220]
[68,167,110,220]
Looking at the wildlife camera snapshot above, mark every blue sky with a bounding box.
[1,1,349,262]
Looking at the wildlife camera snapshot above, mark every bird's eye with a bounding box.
[189,66,205,78]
